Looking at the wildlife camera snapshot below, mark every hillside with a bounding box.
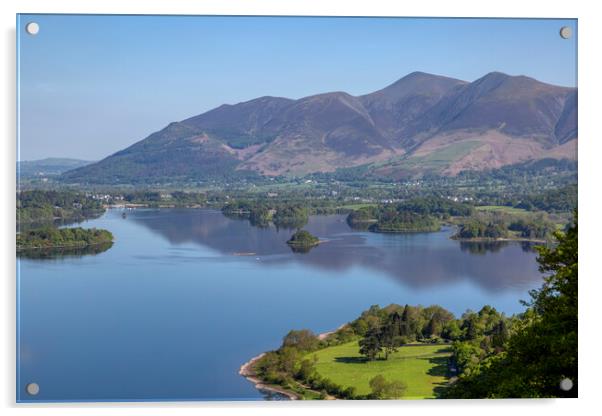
[18,158,93,178]
[61,71,577,184]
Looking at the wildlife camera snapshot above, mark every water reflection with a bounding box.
[126,209,542,292]
[459,241,509,255]
[288,244,316,254]
[459,241,541,255]
[17,212,105,233]
[17,241,113,260]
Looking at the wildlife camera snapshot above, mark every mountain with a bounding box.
[18,158,94,178]
[62,71,577,184]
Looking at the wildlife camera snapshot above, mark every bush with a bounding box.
[369,375,407,399]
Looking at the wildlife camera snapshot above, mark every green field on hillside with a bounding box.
[475,205,531,215]
[306,341,452,399]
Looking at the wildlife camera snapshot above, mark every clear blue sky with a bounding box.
[17,15,577,161]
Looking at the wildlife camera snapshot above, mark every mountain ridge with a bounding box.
[62,71,577,184]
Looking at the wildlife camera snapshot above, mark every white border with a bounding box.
[2,1,600,415]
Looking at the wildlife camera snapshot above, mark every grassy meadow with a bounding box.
[474,205,531,215]
[305,341,452,399]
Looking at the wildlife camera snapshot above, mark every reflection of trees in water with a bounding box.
[17,241,113,260]
[273,217,307,231]
[460,241,543,255]
[520,241,543,253]
[288,244,315,254]
[221,211,307,230]
[221,211,250,222]
[18,211,105,233]
[459,241,509,255]
[347,222,371,232]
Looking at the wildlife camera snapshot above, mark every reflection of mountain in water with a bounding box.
[128,209,542,292]
[17,241,113,260]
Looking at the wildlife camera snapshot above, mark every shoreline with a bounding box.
[451,236,548,244]
[238,353,300,400]
[317,323,347,340]
[16,239,113,251]
[239,324,346,400]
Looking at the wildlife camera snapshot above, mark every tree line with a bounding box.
[347,197,472,233]
[454,213,556,241]
[17,190,104,224]
[17,227,113,250]
[222,200,310,229]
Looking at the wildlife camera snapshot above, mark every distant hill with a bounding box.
[18,158,94,178]
[61,71,577,184]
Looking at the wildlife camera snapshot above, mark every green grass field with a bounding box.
[475,205,531,215]
[338,203,377,210]
[306,342,452,399]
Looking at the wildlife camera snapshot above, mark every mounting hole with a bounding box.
[559,26,572,39]
[26,382,40,396]
[559,378,573,391]
[25,22,39,36]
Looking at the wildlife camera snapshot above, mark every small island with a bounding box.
[346,198,470,233]
[348,208,441,233]
[17,226,114,251]
[286,230,319,248]
[451,215,554,243]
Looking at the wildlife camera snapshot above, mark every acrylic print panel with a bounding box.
[16,14,578,402]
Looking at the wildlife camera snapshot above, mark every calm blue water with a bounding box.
[17,209,543,402]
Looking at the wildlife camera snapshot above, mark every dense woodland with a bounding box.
[347,197,471,233]
[17,227,113,250]
[222,200,310,229]
[453,212,558,241]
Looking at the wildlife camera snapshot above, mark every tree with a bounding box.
[423,316,443,339]
[461,313,479,340]
[359,327,382,360]
[490,320,509,349]
[369,375,387,398]
[441,320,463,341]
[277,346,301,375]
[296,357,318,381]
[369,375,407,399]
[380,312,401,359]
[282,329,319,352]
[399,305,410,337]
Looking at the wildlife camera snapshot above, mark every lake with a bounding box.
[17,208,543,402]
